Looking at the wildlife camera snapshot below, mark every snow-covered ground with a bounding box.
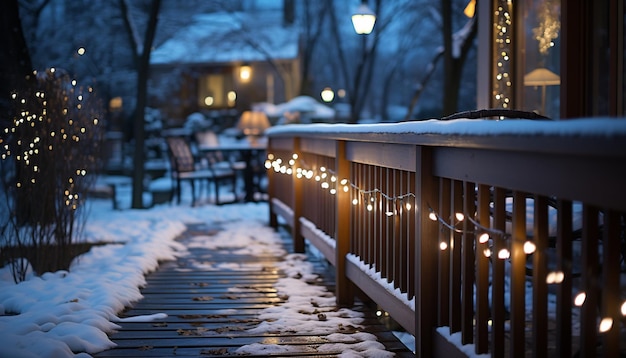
[0,185,414,357]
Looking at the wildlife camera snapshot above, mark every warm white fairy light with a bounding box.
[574,292,586,307]
[546,271,564,284]
[266,153,418,219]
[440,242,448,251]
[493,1,513,109]
[599,317,613,333]
[523,240,537,254]
[497,248,510,260]
[455,212,465,221]
[478,233,490,244]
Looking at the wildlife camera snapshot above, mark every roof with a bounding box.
[150,11,299,66]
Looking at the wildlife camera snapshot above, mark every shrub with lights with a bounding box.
[0,68,104,282]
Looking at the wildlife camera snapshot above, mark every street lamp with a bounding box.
[351,2,376,35]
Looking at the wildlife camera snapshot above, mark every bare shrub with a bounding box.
[0,68,104,282]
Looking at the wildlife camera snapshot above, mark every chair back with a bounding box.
[166,136,196,173]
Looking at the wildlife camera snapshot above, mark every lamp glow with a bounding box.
[240,65,251,81]
[351,3,376,34]
[321,87,334,102]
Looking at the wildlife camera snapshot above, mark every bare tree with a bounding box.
[441,0,477,116]
[119,0,161,209]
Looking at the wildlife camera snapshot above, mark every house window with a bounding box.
[519,0,561,119]
[197,73,236,108]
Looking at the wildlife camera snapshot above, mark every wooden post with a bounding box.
[292,137,305,253]
[335,140,354,305]
[415,146,439,357]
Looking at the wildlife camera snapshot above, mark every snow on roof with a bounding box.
[150,11,299,66]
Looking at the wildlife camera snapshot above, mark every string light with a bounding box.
[266,154,626,320]
[266,153,417,217]
[493,1,513,109]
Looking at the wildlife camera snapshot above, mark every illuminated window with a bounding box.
[197,73,236,108]
[520,0,561,118]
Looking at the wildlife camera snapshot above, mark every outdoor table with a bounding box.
[198,140,266,202]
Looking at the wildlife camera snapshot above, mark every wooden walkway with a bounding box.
[95,223,414,357]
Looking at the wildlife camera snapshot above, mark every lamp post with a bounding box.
[350,1,376,123]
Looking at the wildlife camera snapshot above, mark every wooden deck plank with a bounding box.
[95,223,412,357]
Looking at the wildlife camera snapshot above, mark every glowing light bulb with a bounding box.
[599,318,613,333]
[497,248,510,259]
[352,198,359,206]
[440,242,448,251]
[546,271,564,284]
[621,301,626,316]
[523,241,536,254]
[455,212,465,221]
[405,202,411,211]
[574,292,586,307]
[478,233,489,244]
[428,212,438,221]
[367,204,373,211]
[483,248,492,257]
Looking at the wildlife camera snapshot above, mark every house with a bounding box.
[149,9,301,128]
[475,0,624,119]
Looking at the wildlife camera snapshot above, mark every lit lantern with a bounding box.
[351,3,376,35]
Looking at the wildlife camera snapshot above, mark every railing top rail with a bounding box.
[266,118,626,157]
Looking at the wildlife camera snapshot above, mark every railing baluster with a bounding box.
[392,169,401,290]
[601,210,621,356]
[439,178,451,327]
[461,181,475,345]
[510,191,526,357]
[556,199,573,358]
[405,173,414,299]
[492,187,506,357]
[450,180,462,333]
[580,205,599,357]
[475,184,490,354]
[532,194,548,357]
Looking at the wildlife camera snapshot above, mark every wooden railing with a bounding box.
[265,118,626,357]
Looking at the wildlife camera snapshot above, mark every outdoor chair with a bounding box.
[165,136,237,205]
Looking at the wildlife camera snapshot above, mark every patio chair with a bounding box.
[165,136,237,205]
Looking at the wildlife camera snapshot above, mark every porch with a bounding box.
[265,117,626,357]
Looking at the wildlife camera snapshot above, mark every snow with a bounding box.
[150,11,299,66]
[267,117,626,137]
[0,188,411,356]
